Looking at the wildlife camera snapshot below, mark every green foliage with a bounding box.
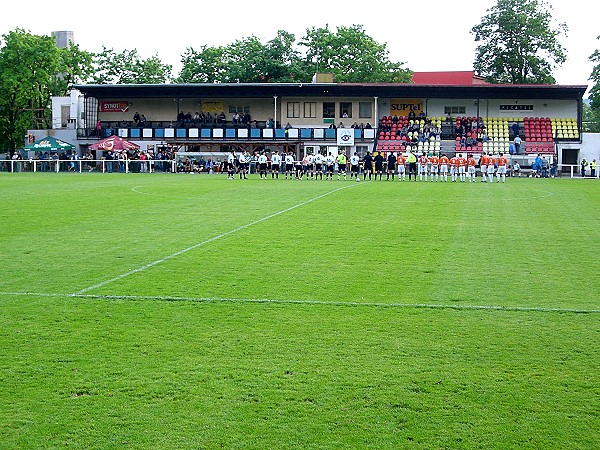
[0,174,599,449]
[301,25,412,83]
[588,35,600,120]
[91,47,172,84]
[471,0,567,84]
[176,45,228,83]
[0,29,94,153]
[178,26,411,83]
[582,102,600,132]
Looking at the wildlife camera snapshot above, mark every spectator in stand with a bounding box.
[514,135,522,154]
[512,121,520,137]
[176,111,185,127]
[133,112,141,126]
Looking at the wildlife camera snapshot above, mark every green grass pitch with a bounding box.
[0,172,599,449]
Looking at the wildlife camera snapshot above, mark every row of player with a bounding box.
[225,150,510,183]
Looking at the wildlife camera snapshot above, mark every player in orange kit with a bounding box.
[439,154,450,182]
[429,153,439,182]
[486,153,496,182]
[449,155,458,182]
[397,152,406,181]
[496,152,508,182]
[419,153,429,181]
[479,152,489,182]
[456,153,467,182]
[467,154,477,182]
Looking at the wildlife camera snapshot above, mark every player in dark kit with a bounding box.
[386,152,397,181]
[374,151,384,180]
[362,151,373,180]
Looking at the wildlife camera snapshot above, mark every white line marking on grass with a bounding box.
[74,184,356,295]
[1,291,599,314]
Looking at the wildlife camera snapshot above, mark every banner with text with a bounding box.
[202,101,224,113]
[390,99,424,116]
[99,101,130,113]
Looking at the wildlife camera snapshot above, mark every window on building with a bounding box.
[287,102,300,118]
[444,106,466,115]
[358,102,372,119]
[323,102,335,119]
[356,145,369,158]
[229,106,251,114]
[304,102,317,118]
[340,102,352,118]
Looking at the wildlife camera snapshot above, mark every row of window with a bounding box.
[228,103,468,120]
[287,101,373,119]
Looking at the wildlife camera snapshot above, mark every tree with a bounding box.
[471,0,568,84]
[0,29,94,154]
[177,26,411,84]
[582,101,600,133]
[300,25,412,83]
[177,31,311,83]
[55,43,95,95]
[177,45,228,83]
[588,36,600,128]
[91,47,172,84]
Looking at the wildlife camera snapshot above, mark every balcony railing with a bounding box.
[79,126,376,142]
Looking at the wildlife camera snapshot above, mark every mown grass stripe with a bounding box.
[1,291,598,314]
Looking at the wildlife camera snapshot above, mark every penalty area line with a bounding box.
[72,184,357,295]
[1,291,599,314]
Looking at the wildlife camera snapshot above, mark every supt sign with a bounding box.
[390,99,424,116]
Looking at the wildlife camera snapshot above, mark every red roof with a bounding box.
[411,71,489,85]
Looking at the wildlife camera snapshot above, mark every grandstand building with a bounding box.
[28,73,590,173]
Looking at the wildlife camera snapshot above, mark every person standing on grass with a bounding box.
[325,152,335,180]
[374,150,385,180]
[479,152,488,182]
[305,152,314,180]
[457,153,467,182]
[238,151,248,179]
[487,153,496,182]
[295,155,304,180]
[363,151,373,181]
[271,150,281,179]
[397,152,406,181]
[227,150,236,179]
[439,153,449,182]
[429,153,439,182]
[581,158,588,177]
[467,154,476,182]
[449,154,458,182]
[350,152,360,181]
[284,152,295,179]
[407,148,418,181]
[591,159,597,177]
[314,151,324,180]
[418,152,428,181]
[496,153,508,183]
[257,152,268,179]
[337,151,348,181]
[386,151,396,181]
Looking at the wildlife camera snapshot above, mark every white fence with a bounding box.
[0,159,179,174]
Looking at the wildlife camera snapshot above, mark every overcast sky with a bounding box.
[1,0,596,91]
